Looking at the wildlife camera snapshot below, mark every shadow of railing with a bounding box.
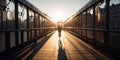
[58,38,68,60]
[23,32,54,60]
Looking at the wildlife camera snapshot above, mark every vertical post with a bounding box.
[44,18,45,34]
[39,15,41,36]
[104,0,110,47]
[42,17,44,35]
[41,16,42,36]
[33,12,37,44]
[73,18,75,33]
[75,18,76,33]
[0,9,3,30]
[34,12,35,37]
[34,12,36,39]
[46,19,47,33]
[93,5,96,47]
[5,8,8,29]
[44,17,45,35]
[27,8,29,41]
[15,0,19,46]
[77,15,80,35]
[37,14,39,37]
[44,18,46,34]
[85,11,87,38]
[38,15,40,36]
[81,14,83,36]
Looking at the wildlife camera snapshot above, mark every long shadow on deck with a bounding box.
[25,35,52,60]
[58,38,68,60]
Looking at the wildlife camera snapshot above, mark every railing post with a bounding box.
[15,0,19,46]
[38,14,40,36]
[39,15,41,36]
[27,8,30,41]
[93,5,96,48]
[0,9,2,30]
[104,0,110,48]
[77,15,79,35]
[34,12,37,43]
[81,14,83,36]
[85,11,87,39]
[42,17,45,35]
[41,16,43,36]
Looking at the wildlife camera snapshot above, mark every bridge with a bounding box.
[0,0,120,60]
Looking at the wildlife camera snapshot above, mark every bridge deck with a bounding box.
[28,31,111,60]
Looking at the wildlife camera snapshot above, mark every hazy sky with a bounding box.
[27,0,89,22]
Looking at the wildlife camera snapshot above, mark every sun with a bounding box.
[51,10,67,23]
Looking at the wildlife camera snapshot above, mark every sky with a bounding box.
[27,0,90,22]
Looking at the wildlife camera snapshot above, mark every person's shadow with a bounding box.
[58,39,67,60]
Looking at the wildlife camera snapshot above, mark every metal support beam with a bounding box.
[93,5,96,47]
[81,14,83,35]
[34,12,37,40]
[15,0,19,46]
[104,0,110,47]
[77,15,80,35]
[39,15,41,36]
[85,11,87,38]
[27,8,29,41]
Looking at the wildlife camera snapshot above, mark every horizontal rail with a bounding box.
[64,27,120,32]
[0,27,56,32]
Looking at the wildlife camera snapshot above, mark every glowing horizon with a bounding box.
[27,0,90,22]
[50,9,67,22]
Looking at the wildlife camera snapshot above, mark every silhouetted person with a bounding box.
[57,21,62,37]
